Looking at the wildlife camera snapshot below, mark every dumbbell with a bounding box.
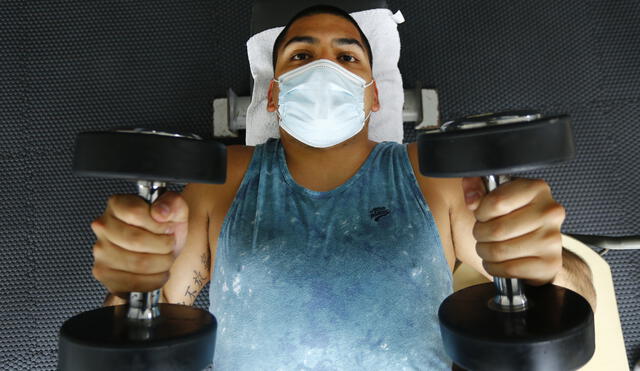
[58,129,226,371]
[417,112,595,371]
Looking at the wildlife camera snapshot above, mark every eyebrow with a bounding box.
[282,35,366,54]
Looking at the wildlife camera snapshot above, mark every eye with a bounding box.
[291,53,310,61]
[339,54,358,63]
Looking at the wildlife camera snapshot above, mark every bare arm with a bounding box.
[161,145,254,306]
[551,248,597,312]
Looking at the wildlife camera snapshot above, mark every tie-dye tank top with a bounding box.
[209,138,453,370]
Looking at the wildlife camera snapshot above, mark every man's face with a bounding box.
[267,13,380,122]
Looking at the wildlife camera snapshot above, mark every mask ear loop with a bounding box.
[363,79,374,124]
[364,109,373,125]
[273,78,283,122]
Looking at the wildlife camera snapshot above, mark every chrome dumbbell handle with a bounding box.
[126,180,167,322]
[482,175,528,312]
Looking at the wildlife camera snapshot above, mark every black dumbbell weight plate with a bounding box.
[418,113,575,177]
[73,129,226,184]
[58,304,217,371]
[439,283,595,371]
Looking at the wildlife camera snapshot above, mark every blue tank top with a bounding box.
[209,138,453,370]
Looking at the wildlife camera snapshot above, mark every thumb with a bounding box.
[150,191,190,224]
[462,177,487,210]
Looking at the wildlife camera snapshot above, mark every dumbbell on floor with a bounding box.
[58,129,226,371]
[417,112,595,371]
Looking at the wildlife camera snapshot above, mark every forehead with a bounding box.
[285,13,362,42]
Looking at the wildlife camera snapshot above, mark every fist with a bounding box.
[462,177,566,286]
[90,191,190,298]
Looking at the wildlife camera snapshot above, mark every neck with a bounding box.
[279,128,378,192]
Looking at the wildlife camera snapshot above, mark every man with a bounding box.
[91,5,596,370]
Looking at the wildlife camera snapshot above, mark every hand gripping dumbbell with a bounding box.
[417,112,595,371]
[58,129,226,371]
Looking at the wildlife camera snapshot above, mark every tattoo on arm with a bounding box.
[182,253,211,304]
[184,285,197,300]
[193,270,206,289]
[201,252,211,272]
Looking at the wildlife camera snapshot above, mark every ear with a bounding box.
[371,80,380,112]
[267,79,278,113]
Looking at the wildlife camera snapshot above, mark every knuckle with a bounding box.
[106,195,122,214]
[489,222,505,240]
[120,204,146,224]
[90,219,101,232]
[130,253,150,273]
[91,264,104,281]
[547,204,566,223]
[126,228,146,251]
[490,242,507,262]
[543,229,562,246]
[92,242,102,259]
[535,179,550,193]
[491,193,508,212]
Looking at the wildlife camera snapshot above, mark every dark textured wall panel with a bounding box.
[0,156,32,370]
[608,100,640,234]
[30,150,129,367]
[0,1,28,155]
[591,0,640,101]
[391,0,601,119]
[24,0,253,156]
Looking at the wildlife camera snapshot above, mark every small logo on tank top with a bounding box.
[370,207,391,222]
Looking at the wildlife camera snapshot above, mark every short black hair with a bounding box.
[272,4,374,72]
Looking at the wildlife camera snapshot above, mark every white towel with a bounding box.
[245,8,406,146]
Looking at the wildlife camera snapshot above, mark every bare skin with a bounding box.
[96,12,596,328]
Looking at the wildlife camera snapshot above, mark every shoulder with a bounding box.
[187,144,255,210]
[227,144,255,178]
[405,142,459,206]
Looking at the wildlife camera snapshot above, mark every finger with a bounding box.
[150,191,189,224]
[473,200,566,243]
[461,177,487,211]
[93,239,175,275]
[92,215,175,255]
[92,264,170,293]
[475,227,563,263]
[482,256,562,284]
[474,179,549,222]
[106,194,171,235]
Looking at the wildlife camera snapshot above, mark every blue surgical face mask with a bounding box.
[274,59,374,148]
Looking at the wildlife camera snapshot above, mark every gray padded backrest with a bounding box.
[251,0,389,35]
